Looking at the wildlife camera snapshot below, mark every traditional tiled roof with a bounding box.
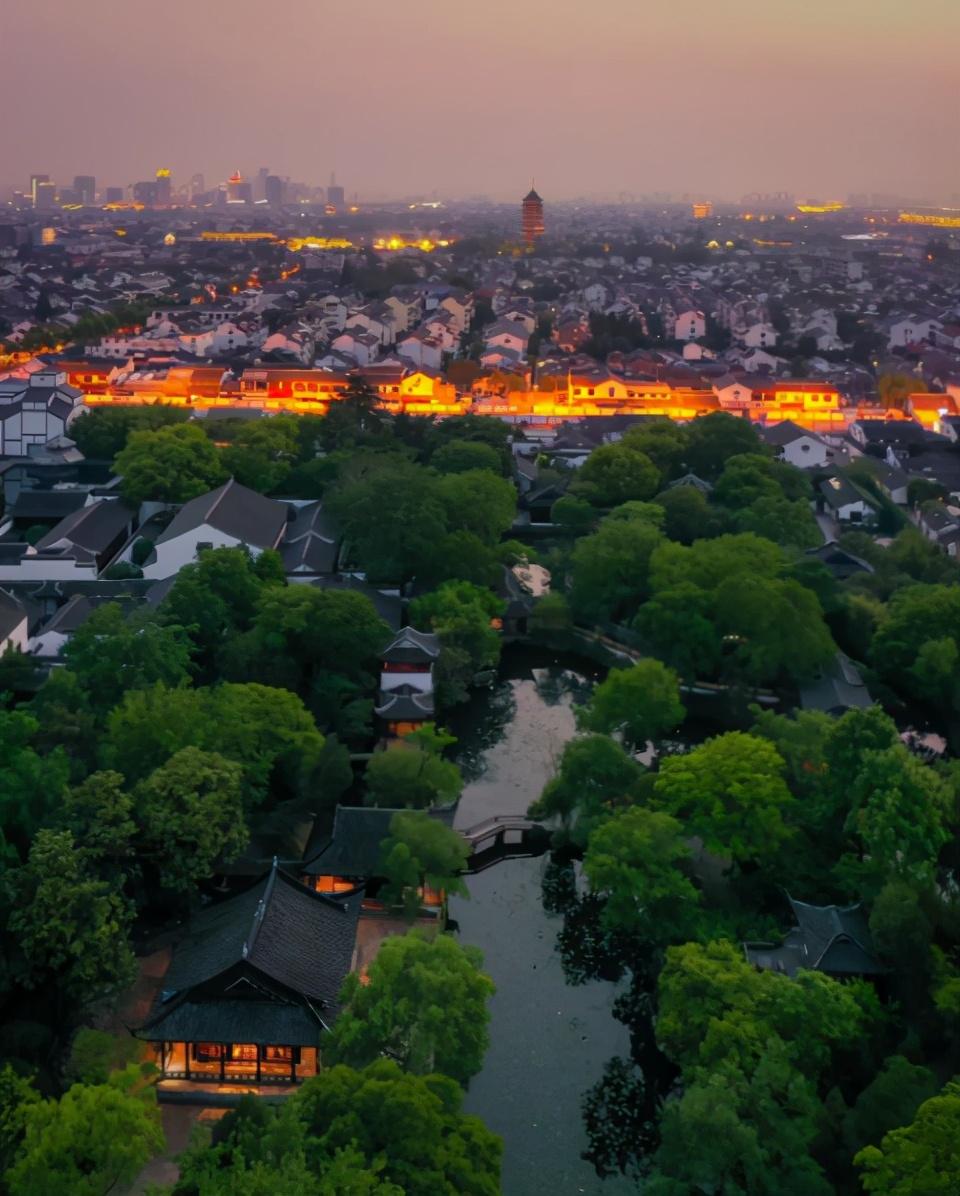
[147,865,361,1009]
[303,804,455,878]
[155,479,286,549]
[381,627,441,665]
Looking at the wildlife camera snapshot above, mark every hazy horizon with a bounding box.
[3,0,958,204]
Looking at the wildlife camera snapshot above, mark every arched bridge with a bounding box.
[458,817,552,874]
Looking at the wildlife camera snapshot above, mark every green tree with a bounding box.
[64,603,192,715]
[632,583,722,678]
[569,517,663,624]
[654,485,726,543]
[221,415,300,493]
[319,378,388,450]
[856,1080,960,1195]
[684,412,763,480]
[378,811,469,915]
[620,420,690,479]
[714,574,835,683]
[733,495,820,549]
[577,660,684,752]
[159,546,280,681]
[529,733,644,843]
[871,585,960,710]
[584,806,700,943]
[649,532,783,594]
[365,735,463,810]
[713,453,782,509]
[843,1055,938,1157]
[69,406,188,460]
[6,1070,164,1196]
[551,495,596,533]
[329,461,447,582]
[654,732,793,866]
[0,708,69,857]
[649,1047,831,1196]
[231,585,390,701]
[328,932,494,1084]
[655,939,871,1079]
[59,770,136,879]
[437,469,516,545]
[0,1066,40,1179]
[136,747,248,895]
[846,745,951,886]
[294,1060,501,1196]
[104,682,326,811]
[431,440,502,476]
[9,829,136,1005]
[114,422,228,504]
[572,444,660,507]
[409,582,504,705]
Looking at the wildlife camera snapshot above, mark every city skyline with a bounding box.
[3,0,958,203]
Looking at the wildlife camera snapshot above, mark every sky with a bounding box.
[2,0,958,204]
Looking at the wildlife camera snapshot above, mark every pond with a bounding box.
[448,646,638,1196]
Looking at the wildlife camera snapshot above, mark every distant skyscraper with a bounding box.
[227,171,251,203]
[34,181,57,211]
[255,167,270,203]
[155,168,172,205]
[265,175,285,206]
[521,185,544,247]
[132,179,159,206]
[104,187,124,204]
[73,176,96,205]
[327,172,345,208]
[189,173,205,200]
[30,174,50,206]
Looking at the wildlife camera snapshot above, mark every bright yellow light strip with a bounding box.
[796,202,846,214]
[899,211,960,228]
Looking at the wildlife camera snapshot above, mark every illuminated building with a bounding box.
[163,232,176,247]
[134,861,355,1087]
[898,210,960,229]
[29,174,49,206]
[188,173,205,200]
[34,182,57,211]
[692,201,713,219]
[521,186,545,248]
[155,168,172,205]
[73,175,96,205]
[201,230,281,243]
[796,201,846,214]
[227,171,251,203]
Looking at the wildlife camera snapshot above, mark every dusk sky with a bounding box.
[3,0,957,203]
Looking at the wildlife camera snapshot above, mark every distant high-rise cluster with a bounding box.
[522,185,544,247]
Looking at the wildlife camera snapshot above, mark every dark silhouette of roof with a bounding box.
[744,896,884,978]
[303,804,455,878]
[523,188,542,202]
[155,479,286,550]
[381,627,440,664]
[136,864,361,1043]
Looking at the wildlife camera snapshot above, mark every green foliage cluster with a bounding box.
[536,687,960,1192]
[167,1059,501,1195]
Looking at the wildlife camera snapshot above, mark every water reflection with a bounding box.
[449,646,636,1195]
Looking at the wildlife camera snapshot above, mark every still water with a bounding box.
[448,647,638,1196]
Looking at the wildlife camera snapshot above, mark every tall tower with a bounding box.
[155,168,172,205]
[521,184,544,248]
